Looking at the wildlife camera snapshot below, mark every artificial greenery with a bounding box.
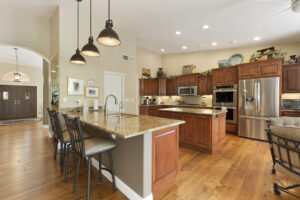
[199,70,212,76]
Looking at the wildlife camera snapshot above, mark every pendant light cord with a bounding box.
[90,0,92,36]
[14,48,19,73]
[108,0,110,20]
[77,0,80,49]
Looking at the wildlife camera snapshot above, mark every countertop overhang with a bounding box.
[158,107,227,115]
[67,111,185,139]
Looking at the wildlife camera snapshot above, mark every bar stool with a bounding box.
[65,116,116,200]
[53,112,91,173]
[47,108,58,160]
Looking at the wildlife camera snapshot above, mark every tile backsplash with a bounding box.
[282,93,300,100]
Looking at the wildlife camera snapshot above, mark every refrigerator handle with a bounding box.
[257,81,261,113]
[254,81,258,113]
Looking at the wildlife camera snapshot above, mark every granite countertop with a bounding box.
[282,109,300,113]
[140,104,212,108]
[67,111,185,139]
[158,107,227,115]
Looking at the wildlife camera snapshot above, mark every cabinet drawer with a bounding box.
[282,111,300,117]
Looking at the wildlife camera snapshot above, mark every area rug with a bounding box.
[0,118,41,126]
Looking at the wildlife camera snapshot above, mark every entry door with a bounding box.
[0,85,17,119]
[0,85,37,120]
[104,71,124,113]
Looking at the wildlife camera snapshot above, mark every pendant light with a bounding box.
[70,0,86,65]
[14,48,21,82]
[97,0,121,47]
[81,0,100,57]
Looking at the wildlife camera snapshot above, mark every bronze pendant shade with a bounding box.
[81,0,100,57]
[70,0,86,65]
[97,0,121,47]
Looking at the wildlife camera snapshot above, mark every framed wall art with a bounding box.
[85,86,99,98]
[67,77,84,96]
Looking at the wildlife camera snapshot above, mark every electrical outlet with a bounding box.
[75,100,81,105]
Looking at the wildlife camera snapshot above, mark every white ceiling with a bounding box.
[1,0,300,54]
[0,45,43,68]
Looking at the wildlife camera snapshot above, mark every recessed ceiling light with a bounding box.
[231,40,237,44]
[197,44,204,48]
[253,37,261,41]
[161,49,165,52]
[175,31,181,35]
[211,42,217,46]
[202,24,209,29]
[182,46,187,50]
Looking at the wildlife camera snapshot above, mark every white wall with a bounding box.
[162,42,300,76]
[0,6,50,59]
[0,63,43,116]
[137,47,162,78]
[58,4,138,114]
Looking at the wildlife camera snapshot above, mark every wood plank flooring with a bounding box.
[0,122,299,200]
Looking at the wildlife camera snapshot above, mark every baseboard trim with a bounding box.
[91,158,153,200]
[48,131,53,138]
[43,124,49,129]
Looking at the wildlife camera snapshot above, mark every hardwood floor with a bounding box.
[0,122,299,200]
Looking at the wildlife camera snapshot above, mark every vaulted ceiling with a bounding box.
[1,0,300,54]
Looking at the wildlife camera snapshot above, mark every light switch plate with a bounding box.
[131,98,135,102]
[63,98,68,103]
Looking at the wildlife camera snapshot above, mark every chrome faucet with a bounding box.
[104,94,119,116]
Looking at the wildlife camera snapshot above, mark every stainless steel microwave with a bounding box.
[178,86,197,96]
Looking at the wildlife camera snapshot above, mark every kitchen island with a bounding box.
[67,111,185,200]
[158,107,226,153]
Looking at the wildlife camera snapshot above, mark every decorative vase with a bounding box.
[157,68,166,78]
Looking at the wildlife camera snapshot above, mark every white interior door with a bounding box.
[104,71,125,113]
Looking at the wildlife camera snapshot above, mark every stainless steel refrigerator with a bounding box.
[238,77,280,140]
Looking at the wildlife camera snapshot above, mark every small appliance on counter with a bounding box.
[282,99,300,110]
[141,97,150,105]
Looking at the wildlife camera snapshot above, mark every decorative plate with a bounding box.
[228,54,244,66]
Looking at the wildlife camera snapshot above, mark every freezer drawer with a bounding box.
[238,115,269,141]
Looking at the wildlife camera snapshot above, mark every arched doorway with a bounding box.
[0,44,50,126]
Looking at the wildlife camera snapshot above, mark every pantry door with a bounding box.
[104,71,125,113]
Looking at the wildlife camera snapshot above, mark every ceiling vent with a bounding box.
[122,54,135,62]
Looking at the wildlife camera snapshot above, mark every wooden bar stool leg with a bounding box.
[61,143,66,172]
[60,142,63,166]
[98,154,102,180]
[87,157,92,200]
[109,151,116,191]
[73,155,81,194]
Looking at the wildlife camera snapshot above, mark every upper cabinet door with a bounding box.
[212,69,225,86]
[238,63,258,80]
[238,58,283,80]
[178,74,199,86]
[198,76,208,95]
[282,64,300,93]
[224,67,238,84]
[207,76,213,94]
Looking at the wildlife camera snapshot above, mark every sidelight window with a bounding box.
[3,91,8,100]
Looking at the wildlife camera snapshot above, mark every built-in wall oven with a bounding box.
[213,106,237,124]
[213,85,237,107]
[178,86,197,96]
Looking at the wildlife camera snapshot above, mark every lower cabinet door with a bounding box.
[193,115,211,149]
[152,126,179,197]
[181,113,195,145]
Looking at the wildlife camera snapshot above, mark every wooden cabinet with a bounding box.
[194,115,211,149]
[282,111,300,117]
[167,79,178,96]
[282,64,300,93]
[198,76,213,95]
[139,106,163,117]
[152,125,179,198]
[212,66,237,86]
[178,74,199,86]
[238,58,283,80]
[158,111,226,153]
[140,78,166,96]
[181,113,195,145]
